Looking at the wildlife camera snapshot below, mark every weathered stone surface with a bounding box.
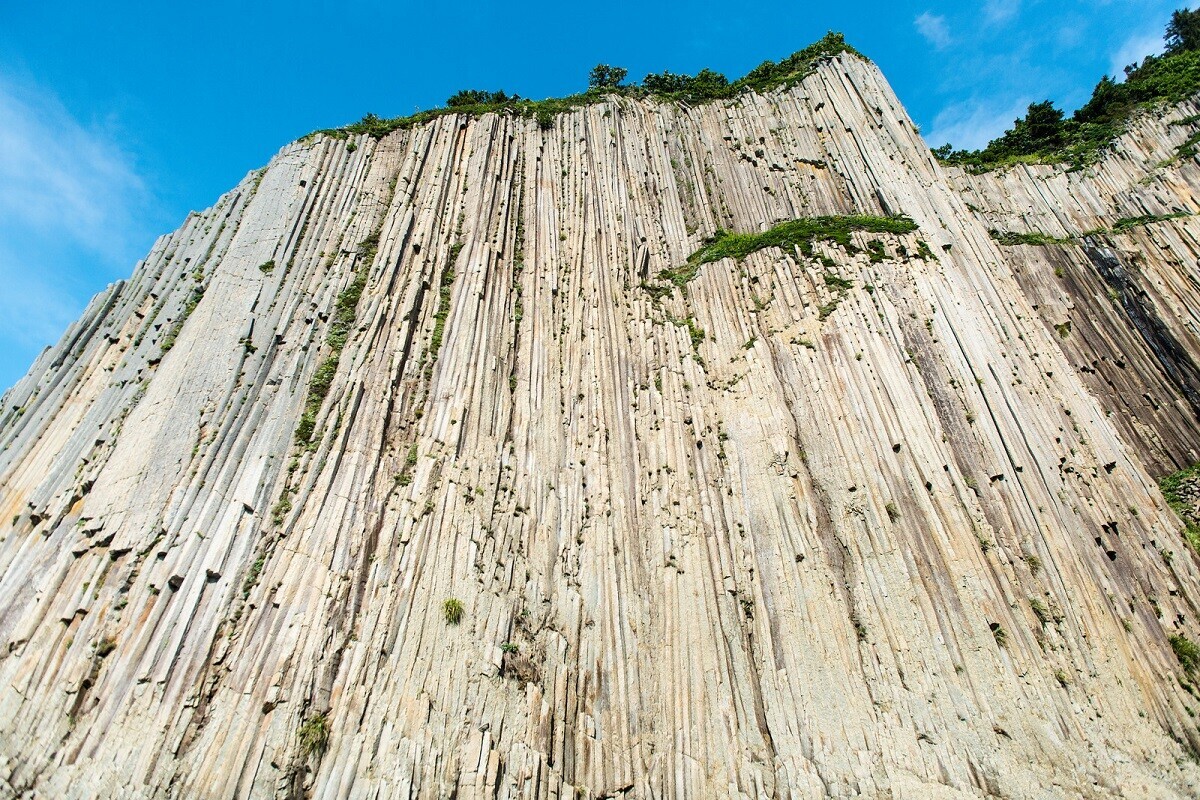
[2,54,1200,798]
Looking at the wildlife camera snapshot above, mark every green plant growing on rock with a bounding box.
[1170,633,1200,677]
[1158,463,1200,552]
[443,597,465,625]
[1030,598,1051,626]
[667,215,918,286]
[298,713,330,756]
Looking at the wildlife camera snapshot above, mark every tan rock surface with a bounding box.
[3,53,1200,798]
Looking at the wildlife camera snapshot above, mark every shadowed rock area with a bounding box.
[4,49,1200,798]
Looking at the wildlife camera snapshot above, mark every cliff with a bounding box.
[3,49,1200,798]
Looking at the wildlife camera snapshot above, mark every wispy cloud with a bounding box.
[983,0,1020,25]
[0,74,158,389]
[914,12,952,49]
[925,97,1030,150]
[1109,30,1163,80]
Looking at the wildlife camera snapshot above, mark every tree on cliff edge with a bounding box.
[1166,8,1200,53]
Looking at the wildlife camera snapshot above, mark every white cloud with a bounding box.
[0,76,149,262]
[924,97,1030,150]
[1108,30,1162,80]
[915,12,952,49]
[983,0,1020,25]
[0,75,157,389]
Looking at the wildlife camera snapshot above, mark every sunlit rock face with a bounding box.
[3,52,1200,798]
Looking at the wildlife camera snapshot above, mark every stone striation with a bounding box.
[3,53,1200,798]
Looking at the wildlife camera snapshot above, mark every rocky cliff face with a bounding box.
[4,52,1200,799]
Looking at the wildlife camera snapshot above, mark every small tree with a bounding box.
[588,64,628,89]
[1021,101,1066,148]
[1166,8,1200,54]
[446,90,510,107]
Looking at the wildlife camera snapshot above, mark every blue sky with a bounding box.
[0,0,1190,391]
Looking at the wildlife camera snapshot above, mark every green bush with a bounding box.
[588,64,628,89]
[298,713,330,756]
[447,89,510,107]
[1158,463,1200,552]
[443,597,465,624]
[1170,633,1200,677]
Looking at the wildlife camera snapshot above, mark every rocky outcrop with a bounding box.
[3,52,1200,798]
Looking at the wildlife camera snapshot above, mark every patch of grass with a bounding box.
[865,240,887,263]
[1159,463,1200,552]
[1054,321,1072,338]
[989,229,1073,246]
[1170,633,1200,677]
[95,636,117,658]
[669,215,918,284]
[443,597,465,624]
[885,502,900,522]
[817,300,842,321]
[1111,212,1191,232]
[1030,598,1051,626]
[293,229,380,448]
[298,713,330,757]
[160,285,206,353]
[991,622,1008,648]
[428,257,458,360]
[396,444,419,487]
[243,554,266,598]
[258,259,276,274]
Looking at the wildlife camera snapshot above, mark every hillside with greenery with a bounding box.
[318,33,864,139]
[935,9,1200,172]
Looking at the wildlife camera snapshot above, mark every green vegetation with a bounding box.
[298,713,330,757]
[642,68,731,103]
[242,554,266,598]
[429,261,456,358]
[1111,212,1191,232]
[294,231,378,448]
[823,273,854,291]
[447,89,510,107]
[1170,633,1200,677]
[160,285,206,353]
[884,502,900,522]
[1158,463,1200,552]
[588,64,628,89]
[95,637,117,658]
[314,33,862,140]
[991,622,1008,648]
[989,229,1073,247]
[661,214,918,288]
[935,9,1200,172]
[396,444,419,487]
[258,259,276,273]
[1030,598,1051,626]
[443,597,465,625]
